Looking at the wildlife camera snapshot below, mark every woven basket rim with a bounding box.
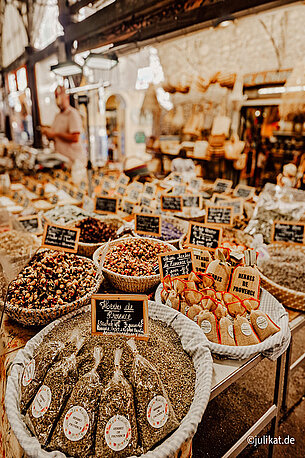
[5,254,102,316]
[258,269,305,298]
[94,236,176,280]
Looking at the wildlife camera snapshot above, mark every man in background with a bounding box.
[41,86,86,167]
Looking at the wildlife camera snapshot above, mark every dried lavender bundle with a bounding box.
[127,339,179,452]
[49,347,103,457]
[95,348,139,457]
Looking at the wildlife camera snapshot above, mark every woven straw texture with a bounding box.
[259,271,305,312]
[93,237,177,293]
[5,253,103,326]
[155,285,290,360]
[5,301,213,458]
[76,215,125,258]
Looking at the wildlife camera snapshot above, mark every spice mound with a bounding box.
[7,250,97,309]
[75,217,117,243]
[103,238,173,276]
[0,230,39,259]
[259,245,305,293]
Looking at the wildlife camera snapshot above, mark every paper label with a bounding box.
[228,324,234,339]
[22,360,35,387]
[256,315,268,330]
[201,320,212,334]
[147,395,169,429]
[63,406,90,442]
[105,414,131,451]
[32,385,51,418]
[241,322,252,336]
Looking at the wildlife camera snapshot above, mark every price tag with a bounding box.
[186,222,223,250]
[271,221,305,245]
[18,215,42,234]
[95,196,118,214]
[161,195,183,212]
[183,195,201,208]
[233,184,255,200]
[91,294,148,340]
[116,185,127,197]
[205,205,233,226]
[128,189,141,203]
[158,249,194,280]
[118,174,129,186]
[140,195,152,208]
[143,183,156,196]
[213,179,233,194]
[42,223,80,253]
[135,213,161,236]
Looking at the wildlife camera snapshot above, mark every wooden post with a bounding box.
[25,47,42,148]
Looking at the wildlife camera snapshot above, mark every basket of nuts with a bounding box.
[74,215,125,258]
[5,249,102,326]
[93,237,176,293]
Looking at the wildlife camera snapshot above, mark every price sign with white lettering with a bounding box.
[42,223,80,253]
[271,221,305,245]
[183,195,201,208]
[161,195,183,212]
[91,294,148,340]
[95,196,118,214]
[158,249,194,280]
[135,213,161,236]
[213,179,233,194]
[205,205,233,226]
[18,215,42,234]
[233,184,255,200]
[186,222,222,250]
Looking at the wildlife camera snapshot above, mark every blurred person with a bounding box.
[19,93,30,140]
[41,86,86,167]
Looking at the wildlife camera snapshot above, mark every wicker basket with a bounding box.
[76,215,125,258]
[5,256,103,326]
[259,271,305,312]
[93,237,177,293]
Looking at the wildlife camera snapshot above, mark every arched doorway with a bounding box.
[105,94,126,162]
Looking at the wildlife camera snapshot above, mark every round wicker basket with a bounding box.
[76,215,125,258]
[5,255,103,326]
[93,236,177,293]
[259,270,305,312]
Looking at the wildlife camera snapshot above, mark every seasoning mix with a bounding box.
[75,217,117,243]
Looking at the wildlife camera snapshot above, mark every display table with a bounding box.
[0,309,304,458]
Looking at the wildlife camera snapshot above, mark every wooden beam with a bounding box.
[73,0,297,54]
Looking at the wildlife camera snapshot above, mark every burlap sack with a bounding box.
[192,248,212,272]
[219,317,236,346]
[197,311,219,343]
[229,265,260,301]
[234,316,260,346]
[250,310,280,342]
[206,260,231,291]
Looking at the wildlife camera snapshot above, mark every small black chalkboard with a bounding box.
[186,222,222,250]
[18,215,42,234]
[183,195,200,208]
[213,179,233,194]
[233,184,255,200]
[161,195,183,212]
[205,206,233,226]
[158,249,194,280]
[91,294,148,340]
[95,196,118,214]
[135,213,161,236]
[42,223,80,253]
[272,221,305,245]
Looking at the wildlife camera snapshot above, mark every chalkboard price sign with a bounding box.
[183,195,201,208]
[135,213,161,236]
[161,195,183,212]
[233,184,255,200]
[18,215,42,234]
[213,179,233,194]
[158,249,194,280]
[219,198,243,216]
[95,196,118,214]
[205,205,233,226]
[272,221,305,245]
[91,294,148,340]
[186,222,222,250]
[42,223,80,253]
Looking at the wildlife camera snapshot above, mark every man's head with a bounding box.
[55,86,70,111]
